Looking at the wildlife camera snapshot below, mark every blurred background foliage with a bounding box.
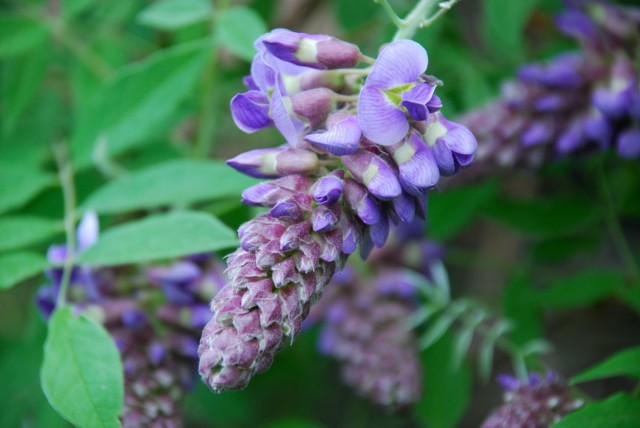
[1,0,639,427]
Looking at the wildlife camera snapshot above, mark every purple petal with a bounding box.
[230,91,272,133]
[250,53,276,93]
[226,148,282,179]
[47,244,68,265]
[556,120,585,154]
[305,114,361,155]
[271,78,305,146]
[521,121,553,147]
[342,150,402,200]
[313,173,344,205]
[77,211,99,251]
[392,192,416,223]
[389,133,440,195]
[400,83,436,121]
[369,211,389,248]
[366,40,428,88]
[343,179,381,225]
[617,128,640,159]
[497,374,521,391]
[358,85,409,146]
[427,95,443,113]
[433,140,455,176]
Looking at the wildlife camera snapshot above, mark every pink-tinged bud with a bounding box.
[241,175,313,207]
[261,29,361,70]
[291,88,335,128]
[227,148,320,179]
[311,204,341,232]
[342,150,402,200]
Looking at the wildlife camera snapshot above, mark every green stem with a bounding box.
[52,142,78,308]
[51,20,112,82]
[388,0,462,40]
[374,0,404,27]
[597,162,640,283]
[194,0,231,158]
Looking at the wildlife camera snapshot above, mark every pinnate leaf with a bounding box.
[0,216,60,252]
[0,251,48,289]
[41,307,123,428]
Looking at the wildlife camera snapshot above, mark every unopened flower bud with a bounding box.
[312,171,344,205]
[305,112,361,156]
[227,148,319,179]
[342,150,402,200]
[262,29,361,70]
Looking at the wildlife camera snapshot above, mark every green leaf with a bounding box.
[552,394,640,428]
[0,216,61,252]
[265,420,324,428]
[503,272,543,345]
[537,270,625,309]
[428,179,498,241]
[415,332,472,428]
[79,211,238,266]
[2,45,49,134]
[616,287,640,314]
[0,251,48,289]
[0,16,48,58]
[138,0,213,30]
[532,234,601,263]
[333,0,380,30]
[482,0,539,61]
[572,347,640,384]
[82,160,258,214]
[41,307,123,428]
[0,164,54,214]
[216,6,267,61]
[63,0,96,18]
[485,196,599,238]
[71,41,210,169]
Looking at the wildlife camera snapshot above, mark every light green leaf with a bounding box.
[0,164,54,214]
[71,40,211,169]
[63,0,96,18]
[138,0,213,30]
[0,216,61,252]
[552,393,640,428]
[2,45,49,134]
[82,160,258,214]
[79,211,238,266]
[572,347,640,384]
[0,16,48,58]
[41,307,123,428]
[216,7,267,61]
[428,179,498,241]
[0,251,48,290]
[537,270,625,309]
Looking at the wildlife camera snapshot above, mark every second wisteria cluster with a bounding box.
[197,30,477,392]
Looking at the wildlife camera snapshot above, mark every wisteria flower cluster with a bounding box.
[462,0,640,170]
[482,372,583,428]
[36,213,223,428]
[198,29,477,393]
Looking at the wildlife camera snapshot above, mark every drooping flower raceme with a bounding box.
[461,0,640,171]
[199,29,477,393]
[36,213,223,427]
[482,372,583,428]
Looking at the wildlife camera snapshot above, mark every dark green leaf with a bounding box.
[572,347,640,384]
[79,211,238,266]
[532,234,601,263]
[537,270,625,309]
[63,0,96,18]
[82,160,258,214]
[485,196,599,238]
[71,41,210,169]
[265,420,324,428]
[0,16,48,58]
[0,163,54,214]
[41,307,123,428]
[415,332,472,428]
[503,272,543,345]
[0,251,48,289]
[333,0,380,30]
[216,7,267,61]
[0,216,61,252]
[428,179,498,241]
[615,287,640,314]
[138,0,212,30]
[552,394,640,428]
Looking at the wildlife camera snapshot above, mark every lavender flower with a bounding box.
[200,28,477,393]
[482,372,583,428]
[462,0,640,169]
[314,267,422,408]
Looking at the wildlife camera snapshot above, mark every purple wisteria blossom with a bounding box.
[462,0,640,169]
[482,372,583,428]
[200,28,477,393]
